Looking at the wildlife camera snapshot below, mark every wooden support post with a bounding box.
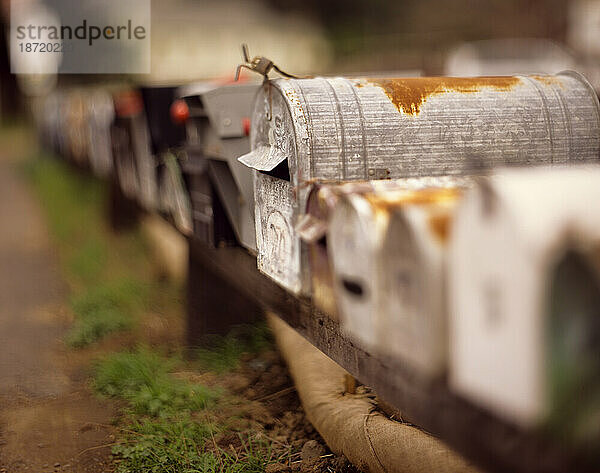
[186,237,263,346]
[107,176,141,232]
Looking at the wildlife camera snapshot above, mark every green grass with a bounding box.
[66,306,131,348]
[94,349,276,472]
[24,151,282,471]
[112,419,273,473]
[67,237,108,284]
[112,418,215,473]
[193,324,273,373]
[65,278,146,347]
[94,348,217,417]
[24,156,158,346]
[24,157,106,247]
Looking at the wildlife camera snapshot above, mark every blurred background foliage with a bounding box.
[264,0,569,73]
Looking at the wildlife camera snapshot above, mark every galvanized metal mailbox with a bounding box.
[327,178,464,377]
[159,150,193,236]
[112,90,144,201]
[63,89,89,166]
[297,182,366,320]
[113,89,158,210]
[86,89,115,178]
[239,72,600,295]
[134,86,187,213]
[176,83,217,243]
[112,86,188,214]
[39,90,65,155]
[298,177,457,320]
[140,86,187,156]
[182,82,259,251]
[137,86,191,234]
[449,166,600,435]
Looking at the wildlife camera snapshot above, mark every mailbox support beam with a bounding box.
[186,237,263,344]
[187,242,596,473]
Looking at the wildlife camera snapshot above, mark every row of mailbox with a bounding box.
[37,81,258,247]
[302,169,600,449]
[37,71,600,448]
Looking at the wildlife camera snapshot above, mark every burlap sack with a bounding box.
[268,313,481,473]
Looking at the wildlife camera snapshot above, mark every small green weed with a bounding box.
[65,278,146,347]
[94,348,277,472]
[70,277,146,318]
[94,348,217,417]
[113,419,273,473]
[112,417,216,473]
[66,307,131,348]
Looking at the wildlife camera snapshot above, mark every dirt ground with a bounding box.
[0,150,117,472]
[0,136,360,472]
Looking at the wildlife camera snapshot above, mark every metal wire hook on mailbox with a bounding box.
[235,44,300,81]
[235,44,303,121]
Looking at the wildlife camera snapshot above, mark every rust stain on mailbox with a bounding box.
[428,213,452,243]
[365,187,462,244]
[530,75,564,87]
[364,187,462,212]
[366,77,522,115]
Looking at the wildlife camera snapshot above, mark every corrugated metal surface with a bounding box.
[240,72,600,294]
[253,172,298,291]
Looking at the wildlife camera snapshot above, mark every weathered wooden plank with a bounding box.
[107,175,141,231]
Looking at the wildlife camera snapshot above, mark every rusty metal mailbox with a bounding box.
[297,182,358,320]
[298,177,463,323]
[239,72,600,295]
[327,179,464,377]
